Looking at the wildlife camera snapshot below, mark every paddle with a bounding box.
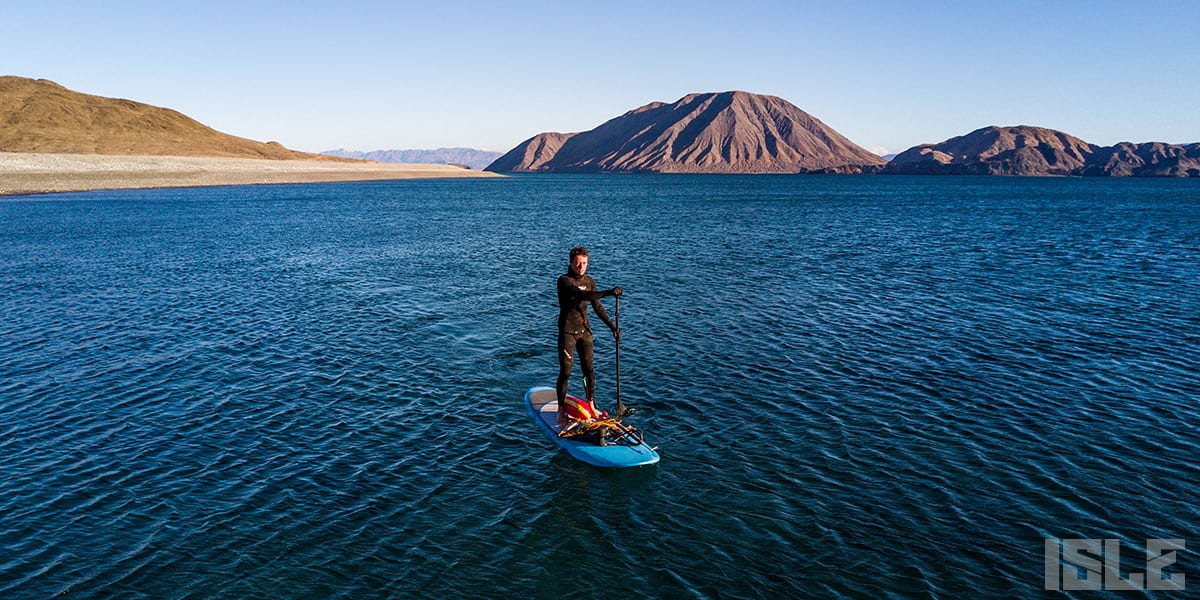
[614,291,628,417]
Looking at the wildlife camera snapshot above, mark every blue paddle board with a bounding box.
[525,386,659,468]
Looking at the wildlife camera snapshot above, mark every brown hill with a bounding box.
[882,126,1094,175]
[488,131,574,172]
[486,91,886,174]
[884,125,1200,177]
[0,76,326,159]
[1086,141,1200,177]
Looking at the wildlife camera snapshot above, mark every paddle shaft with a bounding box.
[614,293,624,416]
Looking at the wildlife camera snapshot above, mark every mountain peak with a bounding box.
[884,124,1200,176]
[487,91,884,173]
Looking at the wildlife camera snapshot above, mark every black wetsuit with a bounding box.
[556,271,616,405]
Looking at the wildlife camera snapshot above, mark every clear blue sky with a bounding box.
[4,1,1198,154]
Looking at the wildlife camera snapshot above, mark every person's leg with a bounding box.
[556,332,577,425]
[578,333,596,405]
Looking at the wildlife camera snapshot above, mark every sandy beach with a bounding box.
[0,153,502,196]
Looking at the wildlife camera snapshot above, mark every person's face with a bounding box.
[570,254,588,276]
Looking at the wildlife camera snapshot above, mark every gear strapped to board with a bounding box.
[558,416,646,447]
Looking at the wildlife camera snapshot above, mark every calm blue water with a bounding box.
[2,175,1197,598]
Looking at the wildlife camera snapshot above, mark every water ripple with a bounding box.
[1,177,1197,597]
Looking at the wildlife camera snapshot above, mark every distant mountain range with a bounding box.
[882,126,1200,177]
[0,76,327,160]
[486,91,886,174]
[321,148,502,170]
[485,92,1198,177]
[4,76,1196,177]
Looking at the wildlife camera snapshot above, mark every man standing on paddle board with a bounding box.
[556,246,621,427]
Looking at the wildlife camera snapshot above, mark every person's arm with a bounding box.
[558,275,609,303]
[591,286,622,339]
